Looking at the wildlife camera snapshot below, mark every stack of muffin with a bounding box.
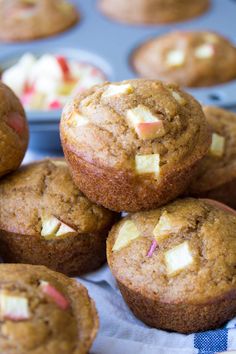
[1,63,236,354]
[59,78,236,333]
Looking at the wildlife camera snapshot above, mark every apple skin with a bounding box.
[56,56,70,79]
[6,112,25,136]
[136,121,164,140]
[41,282,69,310]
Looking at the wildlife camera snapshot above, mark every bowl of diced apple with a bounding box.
[0,48,112,151]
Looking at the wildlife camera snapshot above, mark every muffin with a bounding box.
[0,82,28,178]
[0,0,78,42]
[0,264,98,354]
[132,31,236,87]
[0,159,117,276]
[189,106,236,208]
[98,0,210,25]
[107,198,236,333]
[60,79,211,212]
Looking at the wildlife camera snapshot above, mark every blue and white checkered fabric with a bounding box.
[78,266,236,354]
[194,320,236,354]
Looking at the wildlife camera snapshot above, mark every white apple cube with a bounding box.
[102,84,133,98]
[0,293,30,321]
[164,241,193,275]
[112,220,140,252]
[153,212,182,242]
[56,222,77,237]
[166,49,185,67]
[195,44,214,59]
[41,214,61,238]
[209,133,225,157]
[135,154,160,175]
[127,105,159,125]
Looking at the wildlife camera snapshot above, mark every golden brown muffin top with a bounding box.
[0,264,98,354]
[132,31,236,87]
[0,0,78,42]
[99,0,210,25]
[190,106,236,193]
[107,198,236,304]
[0,82,28,177]
[0,159,115,237]
[61,79,210,179]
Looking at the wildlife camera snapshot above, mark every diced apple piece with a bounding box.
[40,281,69,310]
[112,220,140,252]
[102,84,134,98]
[136,121,164,140]
[0,293,30,321]
[135,154,160,175]
[49,100,62,110]
[41,214,61,238]
[166,49,185,67]
[127,105,159,125]
[165,241,193,276]
[57,81,76,95]
[70,112,89,127]
[126,105,164,139]
[170,90,186,105]
[195,44,215,59]
[56,222,77,237]
[209,133,225,157]
[6,112,25,136]
[153,212,183,242]
[56,56,70,78]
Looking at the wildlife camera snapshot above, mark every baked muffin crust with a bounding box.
[60,79,211,212]
[99,0,210,24]
[0,264,98,354]
[0,0,78,42]
[0,82,28,178]
[107,198,236,333]
[189,106,236,208]
[0,159,117,275]
[132,31,236,87]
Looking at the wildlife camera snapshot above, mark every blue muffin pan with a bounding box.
[1,0,236,151]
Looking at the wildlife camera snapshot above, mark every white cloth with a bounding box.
[79,266,236,354]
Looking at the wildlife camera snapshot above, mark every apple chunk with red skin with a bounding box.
[0,292,30,321]
[6,112,26,136]
[136,121,164,140]
[126,105,164,140]
[40,281,69,310]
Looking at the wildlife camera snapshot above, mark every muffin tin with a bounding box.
[1,0,236,151]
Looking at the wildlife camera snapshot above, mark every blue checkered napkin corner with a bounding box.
[194,320,236,354]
